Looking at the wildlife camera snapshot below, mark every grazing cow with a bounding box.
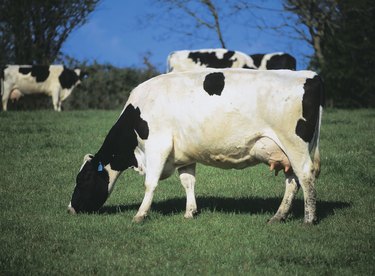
[250,52,296,70]
[1,65,86,111]
[68,69,324,224]
[167,48,257,72]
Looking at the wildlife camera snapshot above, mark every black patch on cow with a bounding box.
[19,65,50,82]
[59,67,79,89]
[188,50,236,68]
[203,72,225,96]
[70,160,109,213]
[1,65,7,80]
[266,54,296,70]
[250,54,265,68]
[295,75,325,142]
[94,104,149,171]
[19,67,32,75]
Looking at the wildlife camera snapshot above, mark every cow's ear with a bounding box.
[83,154,94,162]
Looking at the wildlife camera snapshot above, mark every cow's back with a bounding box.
[129,69,313,121]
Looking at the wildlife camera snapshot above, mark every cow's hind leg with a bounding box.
[178,164,197,218]
[268,172,299,223]
[272,137,318,224]
[133,135,173,223]
[299,170,317,224]
[287,154,317,224]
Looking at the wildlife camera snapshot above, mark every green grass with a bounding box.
[0,109,374,275]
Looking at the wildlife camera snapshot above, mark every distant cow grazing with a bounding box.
[1,65,86,111]
[167,48,257,72]
[68,68,324,225]
[250,52,296,70]
[167,49,297,72]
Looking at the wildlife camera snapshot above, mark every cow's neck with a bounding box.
[94,104,149,171]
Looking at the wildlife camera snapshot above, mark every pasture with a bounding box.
[0,109,374,275]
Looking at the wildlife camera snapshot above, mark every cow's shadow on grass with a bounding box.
[100,196,350,222]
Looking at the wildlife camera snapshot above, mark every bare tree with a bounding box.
[282,0,339,68]
[0,0,100,64]
[233,0,339,70]
[152,0,228,48]
[151,0,339,68]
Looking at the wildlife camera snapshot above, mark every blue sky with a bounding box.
[62,0,313,71]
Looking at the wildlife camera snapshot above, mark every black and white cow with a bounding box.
[167,49,297,72]
[167,48,257,72]
[68,69,324,224]
[1,65,86,111]
[250,52,296,70]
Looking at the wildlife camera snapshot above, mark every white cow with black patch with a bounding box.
[68,69,324,225]
[1,65,86,111]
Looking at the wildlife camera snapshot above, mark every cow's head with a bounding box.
[59,68,88,101]
[68,104,149,214]
[68,154,109,214]
[75,68,89,82]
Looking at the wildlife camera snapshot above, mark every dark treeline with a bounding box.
[283,0,375,108]
[320,0,375,108]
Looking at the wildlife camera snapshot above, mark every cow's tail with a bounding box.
[0,66,4,97]
[0,76,3,97]
[310,106,322,177]
[310,77,324,178]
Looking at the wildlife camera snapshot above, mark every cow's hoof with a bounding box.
[132,215,146,223]
[303,219,318,226]
[184,210,197,219]
[184,213,197,219]
[267,216,285,224]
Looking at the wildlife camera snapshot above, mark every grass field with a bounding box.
[0,109,374,275]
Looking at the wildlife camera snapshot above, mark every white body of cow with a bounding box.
[1,65,83,111]
[68,69,324,225]
[167,49,256,72]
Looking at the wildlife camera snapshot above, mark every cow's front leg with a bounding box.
[2,96,8,111]
[133,136,173,223]
[178,164,197,219]
[1,84,11,111]
[51,89,61,111]
[133,177,158,223]
[268,172,299,223]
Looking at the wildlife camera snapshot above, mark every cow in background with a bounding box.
[167,49,297,72]
[167,48,257,72]
[250,53,296,70]
[1,65,86,111]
